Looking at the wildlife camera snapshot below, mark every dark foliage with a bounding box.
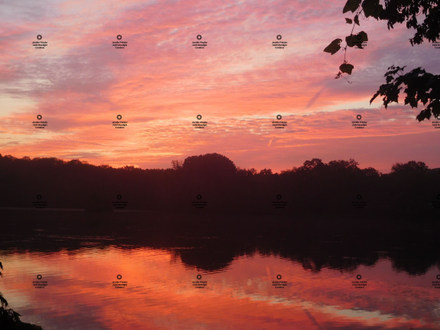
[371,65,440,121]
[325,0,439,92]
[0,153,439,218]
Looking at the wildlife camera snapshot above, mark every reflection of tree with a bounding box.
[0,262,43,329]
[2,210,440,277]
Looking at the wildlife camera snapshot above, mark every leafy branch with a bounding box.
[370,65,440,121]
[323,0,380,80]
[324,0,440,82]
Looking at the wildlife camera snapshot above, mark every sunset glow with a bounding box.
[1,0,439,172]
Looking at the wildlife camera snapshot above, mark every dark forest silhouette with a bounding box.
[0,152,439,219]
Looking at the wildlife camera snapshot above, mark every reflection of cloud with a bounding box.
[2,250,437,330]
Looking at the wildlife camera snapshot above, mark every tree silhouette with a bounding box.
[391,160,429,173]
[181,153,237,178]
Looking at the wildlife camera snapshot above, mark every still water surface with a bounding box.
[1,244,439,329]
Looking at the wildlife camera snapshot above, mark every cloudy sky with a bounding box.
[0,0,438,172]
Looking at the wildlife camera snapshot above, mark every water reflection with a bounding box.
[0,210,439,329]
[1,248,439,330]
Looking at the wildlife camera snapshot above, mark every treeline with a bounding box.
[0,153,439,219]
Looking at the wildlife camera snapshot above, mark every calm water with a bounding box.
[1,210,440,329]
[1,245,440,329]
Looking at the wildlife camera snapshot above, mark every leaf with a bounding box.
[0,294,8,307]
[416,109,431,122]
[362,0,383,19]
[340,63,354,75]
[346,31,368,48]
[354,15,360,25]
[357,31,368,42]
[323,39,342,55]
[345,18,353,24]
[343,0,362,13]
[345,35,356,47]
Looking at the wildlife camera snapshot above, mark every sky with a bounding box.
[0,0,439,173]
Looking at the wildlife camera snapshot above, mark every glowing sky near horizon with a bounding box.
[0,0,439,173]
